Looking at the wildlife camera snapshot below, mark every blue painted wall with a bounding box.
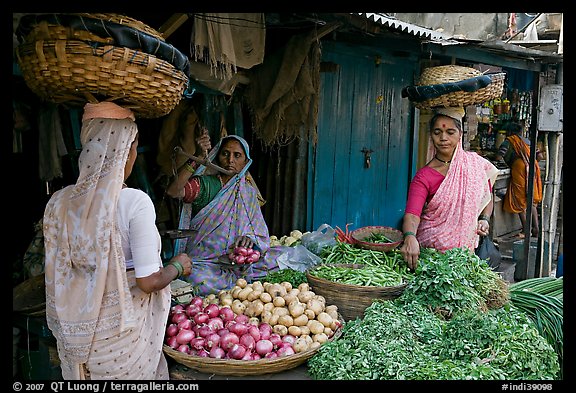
[308,41,416,232]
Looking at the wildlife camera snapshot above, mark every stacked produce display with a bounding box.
[165,226,563,380]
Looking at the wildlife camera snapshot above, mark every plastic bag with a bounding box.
[301,224,337,255]
[475,236,501,270]
[275,245,322,272]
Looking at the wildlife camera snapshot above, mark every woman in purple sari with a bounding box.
[167,134,279,295]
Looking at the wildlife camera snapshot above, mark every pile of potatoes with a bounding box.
[214,278,341,353]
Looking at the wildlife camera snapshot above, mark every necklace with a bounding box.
[434,155,451,166]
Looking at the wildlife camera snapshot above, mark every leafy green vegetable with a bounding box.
[262,268,307,287]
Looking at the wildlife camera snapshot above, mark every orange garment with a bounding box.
[503,134,542,213]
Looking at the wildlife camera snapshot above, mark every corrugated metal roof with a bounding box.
[356,13,452,41]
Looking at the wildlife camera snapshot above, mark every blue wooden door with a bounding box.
[309,42,415,232]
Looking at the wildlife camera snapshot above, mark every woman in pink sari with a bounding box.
[400,107,499,270]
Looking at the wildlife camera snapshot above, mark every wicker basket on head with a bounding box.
[306,264,407,321]
[21,13,166,44]
[350,226,403,252]
[413,65,505,109]
[16,39,188,118]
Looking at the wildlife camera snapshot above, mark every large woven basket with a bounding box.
[350,226,403,252]
[21,14,165,44]
[13,274,46,316]
[163,315,344,376]
[16,39,188,118]
[307,264,407,321]
[414,65,505,109]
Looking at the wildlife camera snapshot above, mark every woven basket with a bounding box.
[414,65,505,109]
[16,39,188,118]
[13,274,46,316]
[163,315,344,376]
[20,13,165,43]
[307,264,406,321]
[350,226,403,252]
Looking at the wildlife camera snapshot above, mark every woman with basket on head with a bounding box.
[495,122,543,238]
[166,127,279,296]
[399,106,499,270]
[43,102,192,379]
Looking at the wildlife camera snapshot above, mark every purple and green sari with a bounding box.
[175,135,279,295]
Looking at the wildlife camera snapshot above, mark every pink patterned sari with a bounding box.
[417,141,498,251]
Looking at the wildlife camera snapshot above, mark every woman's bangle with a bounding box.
[403,231,416,238]
[184,158,196,174]
[169,261,184,279]
[478,214,490,222]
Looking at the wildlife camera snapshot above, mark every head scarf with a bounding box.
[433,106,465,121]
[43,102,138,367]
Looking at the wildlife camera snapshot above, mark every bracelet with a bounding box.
[169,261,184,279]
[403,231,416,238]
[478,214,490,222]
[184,158,196,174]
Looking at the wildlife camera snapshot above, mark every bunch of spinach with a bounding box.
[308,247,559,380]
[308,300,559,380]
[401,247,508,319]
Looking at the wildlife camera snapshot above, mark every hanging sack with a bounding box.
[475,236,501,270]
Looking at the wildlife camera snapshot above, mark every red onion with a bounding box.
[209,346,226,359]
[166,323,179,337]
[205,333,221,349]
[235,314,250,324]
[196,349,210,358]
[246,254,259,264]
[235,255,247,264]
[282,334,296,345]
[175,329,195,345]
[171,312,187,324]
[197,325,212,338]
[278,341,293,350]
[242,350,254,360]
[219,307,235,323]
[258,323,272,340]
[228,322,249,337]
[207,317,224,331]
[165,336,179,349]
[176,344,190,354]
[251,353,262,360]
[203,303,220,318]
[190,296,204,308]
[190,337,206,351]
[234,246,249,256]
[217,328,230,337]
[248,325,261,341]
[239,333,256,350]
[193,312,209,326]
[264,351,278,359]
[171,304,185,314]
[220,332,240,350]
[177,318,193,331]
[229,343,247,360]
[269,333,283,348]
[252,250,261,259]
[185,303,202,318]
[277,346,295,357]
[255,339,273,356]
